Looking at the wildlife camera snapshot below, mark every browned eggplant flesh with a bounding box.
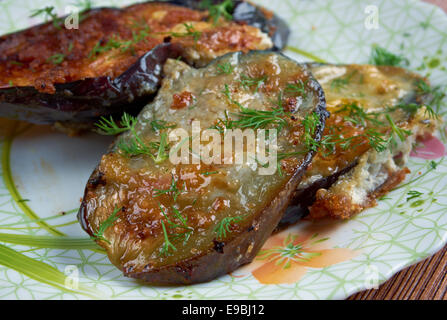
[78,51,327,285]
[278,63,439,228]
[0,0,289,124]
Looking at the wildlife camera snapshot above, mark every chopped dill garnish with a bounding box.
[415,79,444,117]
[153,175,184,202]
[330,71,357,92]
[200,0,234,24]
[30,6,62,29]
[46,53,66,65]
[88,27,150,59]
[160,220,177,256]
[95,113,170,162]
[9,61,24,66]
[239,74,268,93]
[159,205,193,256]
[302,112,321,152]
[169,23,202,43]
[216,62,234,75]
[232,106,288,130]
[149,119,176,132]
[202,171,219,176]
[221,85,288,130]
[386,114,412,142]
[91,207,121,244]
[335,102,383,127]
[95,113,136,135]
[285,80,308,98]
[370,45,408,67]
[46,42,74,65]
[214,215,245,240]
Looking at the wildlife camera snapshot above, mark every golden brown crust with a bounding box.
[0,2,270,93]
[308,167,410,220]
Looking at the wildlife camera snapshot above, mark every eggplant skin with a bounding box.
[170,0,290,51]
[0,1,289,125]
[78,51,327,285]
[0,43,182,124]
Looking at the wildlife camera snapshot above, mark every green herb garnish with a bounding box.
[88,27,150,59]
[30,6,62,29]
[159,205,193,256]
[370,45,408,67]
[330,71,358,92]
[239,74,267,93]
[336,102,383,127]
[386,114,412,142]
[91,207,121,244]
[149,119,176,132]
[169,23,202,43]
[96,113,170,161]
[200,0,234,24]
[214,215,245,240]
[95,113,136,135]
[153,175,184,202]
[216,62,234,75]
[160,220,177,256]
[285,80,308,98]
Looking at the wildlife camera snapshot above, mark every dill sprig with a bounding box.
[75,0,93,22]
[160,220,177,256]
[330,71,357,92]
[336,102,383,127]
[285,80,308,98]
[200,0,234,24]
[214,215,245,240]
[46,53,66,65]
[169,23,202,43]
[153,175,184,202]
[216,62,234,75]
[239,74,267,93]
[30,6,62,29]
[302,112,321,152]
[95,113,137,135]
[149,119,176,132]
[232,106,288,130]
[370,45,408,67]
[386,114,412,142]
[95,113,170,161]
[46,42,73,65]
[416,79,444,117]
[149,132,170,163]
[159,205,194,256]
[221,85,288,130]
[210,110,233,133]
[363,129,392,152]
[91,207,121,244]
[202,171,218,176]
[88,27,150,59]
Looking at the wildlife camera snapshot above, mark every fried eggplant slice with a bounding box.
[0,1,289,124]
[78,51,327,285]
[279,64,439,227]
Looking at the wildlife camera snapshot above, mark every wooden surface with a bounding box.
[349,0,447,300]
[348,245,447,300]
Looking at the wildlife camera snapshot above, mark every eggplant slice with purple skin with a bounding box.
[277,63,439,230]
[0,1,289,125]
[78,51,327,285]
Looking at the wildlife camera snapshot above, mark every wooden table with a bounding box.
[349,0,447,300]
